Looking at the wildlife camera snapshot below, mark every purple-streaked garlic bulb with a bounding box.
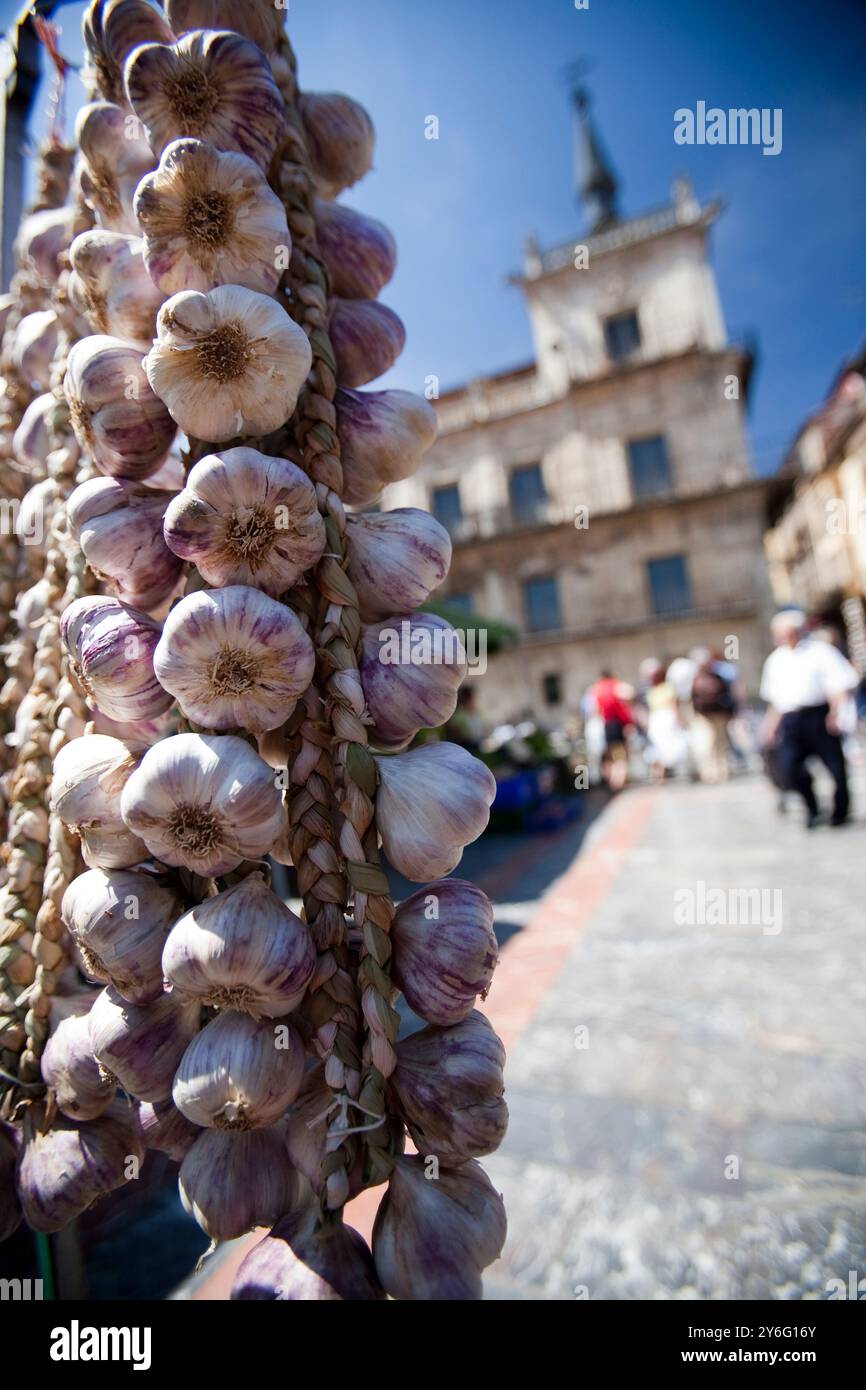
[232,1210,386,1301]
[41,1012,117,1121]
[144,286,312,441]
[75,101,155,233]
[329,298,405,388]
[119,732,286,875]
[136,1099,200,1162]
[375,742,497,881]
[388,1012,507,1165]
[165,0,283,52]
[68,229,164,347]
[314,200,396,301]
[391,878,498,1026]
[88,985,201,1102]
[15,205,80,284]
[178,1125,303,1241]
[124,29,285,169]
[61,595,172,724]
[51,734,147,869]
[12,310,58,389]
[135,138,290,295]
[299,92,375,200]
[360,613,466,749]
[162,872,315,1017]
[336,388,438,507]
[162,448,325,594]
[82,0,175,105]
[61,866,185,1005]
[64,335,176,479]
[153,586,314,733]
[17,1101,144,1234]
[345,508,451,621]
[67,475,183,612]
[172,1011,304,1129]
[12,392,57,474]
[372,1155,506,1300]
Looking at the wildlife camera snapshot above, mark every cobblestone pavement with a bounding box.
[483,771,866,1300]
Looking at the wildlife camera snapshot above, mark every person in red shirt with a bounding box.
[587,669,636,790]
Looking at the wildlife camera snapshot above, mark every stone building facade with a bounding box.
[383,100,775,725]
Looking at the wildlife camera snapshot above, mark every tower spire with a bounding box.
[570,81,619,233]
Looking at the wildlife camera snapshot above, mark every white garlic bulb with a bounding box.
[61,595,172,724]
[67,230,164,348]
[153,586,315,733]
[75,100,155,233]
[135,137,290,295]
[64,334,176,480]
[162,872,315,1017]
[62,866,185,1005]
[12,310,58,390]
[375,743,497,881]
[51,734,147,869]
[162,447,325,594]
[119,732,286,875]
[144,286,312,441]
[172,1011,304,1129]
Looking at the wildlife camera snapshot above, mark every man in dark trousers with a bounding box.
[760,610,858,828]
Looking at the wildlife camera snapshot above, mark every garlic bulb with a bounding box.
[62,866,185,1005]
[389,1012,507,1165]
[12,392,57,475]
[16,477,59,559]
[136,1099,200,1161]
[61,595,172,724]
[89,985,201,1102]
[51,734,147,869]
[12,310,58,389]
[15,205,80,284]
[315,200,396,301]
[64,334,176,480]
[329,298,405,389]
[345,508,451,622]
[75,101,155,233]
[232,1211,386,1301]
[0,1121,21,1242]
[336,388,437,507]
[179,1125,302,1241]
[68,475,183,612]
[372,1155,507,1300]
[125,29,285,170]
[391,878,498,1026]
[135,138,290,295]
[68,230,164,347]
[41,1012,117,1121]
[17,1101,144,1234]
[144,286,312,441]
[120,732,286,875]
[173,1011,304,1130]
[83,0,174,105]
[162,872,315,1017]
[165,0,283,52]
[153,586,314,733]
[162,448,325,594]
[299,92,374,200]
[13,577,52,642]
[360,613,466,749]
[375,743,497,881]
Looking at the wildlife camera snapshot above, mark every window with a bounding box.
[522,575,561,633]
[444,592,474,613]
[646,555,692,615]
[628,435,673,499]
[604,310,641,363]
[509,463,548,523]
[432,484,463,533]
[542,672,562,706]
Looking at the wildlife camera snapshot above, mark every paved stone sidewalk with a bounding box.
[483,772,866,1300]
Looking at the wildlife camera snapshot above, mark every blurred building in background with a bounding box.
[764,350,866,669]
[384,89,774,724]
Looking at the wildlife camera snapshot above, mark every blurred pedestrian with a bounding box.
[690,649,737,783]
[759,609,859,828]
[587,669,635,791]
[644,663,688,782]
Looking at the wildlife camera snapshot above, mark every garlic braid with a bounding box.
[274,37,401,1192]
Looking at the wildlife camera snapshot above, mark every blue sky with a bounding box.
[3,0,865,473]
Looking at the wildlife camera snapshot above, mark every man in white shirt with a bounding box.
[760,609,859,827]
